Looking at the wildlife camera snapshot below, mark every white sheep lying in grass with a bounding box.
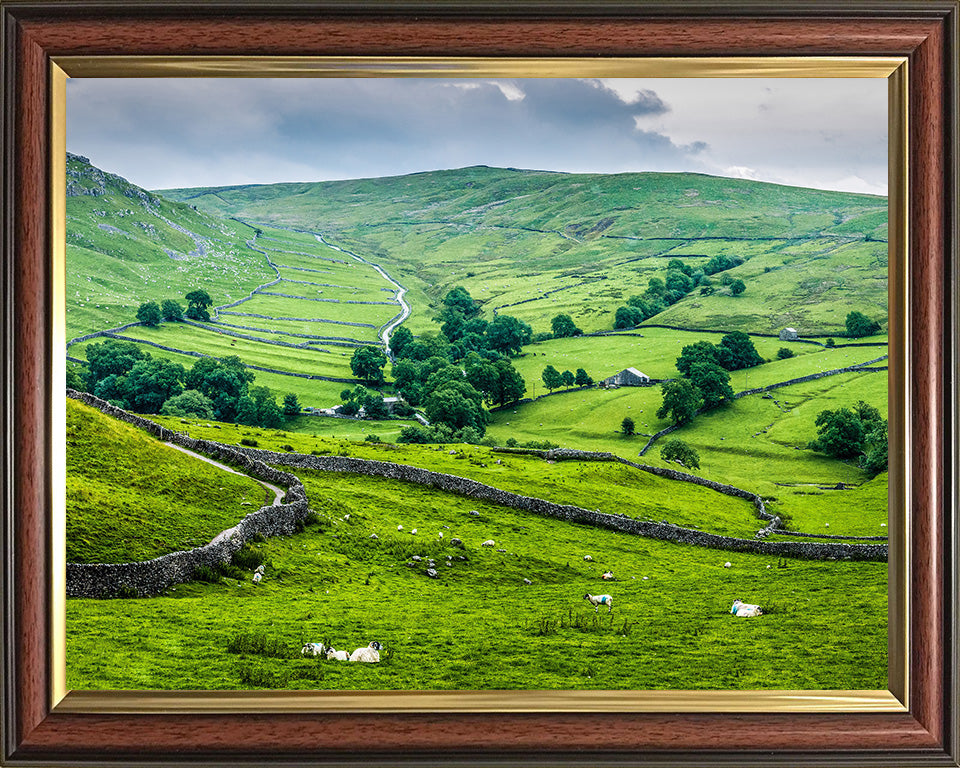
[325,648,349,661]
[584,593,614,613]
[730,599,763,618]
[349,641,382,663]
[481,540,495,547]
[252,572,262,584]
[301,642,325,656]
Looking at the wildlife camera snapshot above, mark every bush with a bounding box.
[621,417,635,436]
[240,437,259,447]
[192,565,221,583]
[232,545,266,571]
[660,438,701,469]
[364,433,382,443]
[777,347,795,360]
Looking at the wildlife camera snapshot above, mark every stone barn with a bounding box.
[779,327,799,341]
[601,367,651,387]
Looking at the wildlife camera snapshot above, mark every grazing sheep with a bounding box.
[411,529,417,535]
[730,599,763,618]
[349,641,382,663]
[325,648,349,661]
[252,572,262,584]
[255,564,265,575]
[583,555,593,562]
[397,524,403,531]
[601,571,614,580]
[723,562,732,568]
[301,642,325,656]
[584,593,614,613]
[481,540,495,547]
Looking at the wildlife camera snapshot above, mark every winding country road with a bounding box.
[314,233,411,357]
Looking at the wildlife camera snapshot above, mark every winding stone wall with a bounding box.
[233,446,886,562]
[66,390,311,598]
[65,391,887,601]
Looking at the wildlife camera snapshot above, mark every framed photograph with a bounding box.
[2,2,957,766]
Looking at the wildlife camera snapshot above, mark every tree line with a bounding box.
[67,339,300,427]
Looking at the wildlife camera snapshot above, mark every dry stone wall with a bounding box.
[66,390,311,598]
[65,391,886,600]
[234,446,886,562]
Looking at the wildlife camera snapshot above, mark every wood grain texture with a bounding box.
[2,3,956,765]
[14,16,941,56]
[907,13,948,747]
[12,22,51,752]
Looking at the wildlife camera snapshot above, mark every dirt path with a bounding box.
[164,442,284,506]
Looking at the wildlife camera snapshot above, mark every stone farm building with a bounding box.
[779,327,799,341]
[601,367,651,387]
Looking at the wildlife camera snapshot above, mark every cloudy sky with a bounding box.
[66,77,888,195]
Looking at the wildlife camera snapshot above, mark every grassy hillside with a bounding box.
[162,166,888,336]
[66,153,276,339]
[66,398,269,563]
[67,413,886,691]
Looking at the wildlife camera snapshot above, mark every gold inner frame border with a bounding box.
[49,55,909,715]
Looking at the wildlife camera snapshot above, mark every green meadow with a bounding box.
[65,155,890,692]
[66,399,267,563]
[66,415,886,691]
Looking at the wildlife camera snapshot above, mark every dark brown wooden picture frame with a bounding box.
[2,2,957,765]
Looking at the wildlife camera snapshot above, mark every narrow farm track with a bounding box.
[314,232,411,355]
[165,442,284,506]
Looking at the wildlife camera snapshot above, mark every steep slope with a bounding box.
[66,153,276,339]
[66,398,268,563]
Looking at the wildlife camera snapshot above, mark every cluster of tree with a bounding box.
[657,332,763,424]
[74,339,298,427]
[612,257,747,330]
[808,400,887,475]
[845,311,882,338]
[433,286,533,358]
[777,347,795,359]
[612,260,704,329]
[550,313,583,338]
[397,423,485,445]
[700,273,746,297]
[134,290,214,327]
[542,365,593,393]
[350,346,388,384]
[392,350,527,436]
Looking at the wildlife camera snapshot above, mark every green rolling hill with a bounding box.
[161,166,888,336]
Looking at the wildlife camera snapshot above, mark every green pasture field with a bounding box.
[236,293,400,328]
[65,465,887,691]
[650,239,888,335]
[765,472,889,538]
[273,275,397,303]
[483,368,887,535]
[143,416,763,538]
[510,329,884,393]
[116,324,359,379]
[212,314,380,344]
[268,279,398,305]
[66,399,267,563]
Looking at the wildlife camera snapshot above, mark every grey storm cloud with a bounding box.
[66,77,699,189]
[65,76,887,194]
